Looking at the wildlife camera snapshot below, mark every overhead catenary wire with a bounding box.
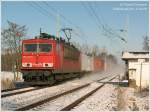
[26,2,56,22]
[81,2,127,43]
[87,3,104,29]
[26,1,89,44]
[93,2,107,27]
[93,1,125,52]
[43,1,88,42]
[80,1,127,59]
[27,1,126,45]
[81,2,102,32]
[26,2,73,39]
[43,1,78,29]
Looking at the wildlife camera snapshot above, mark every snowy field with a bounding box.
[72,78,149,111]
[1,72,23,81]
[117,87,149,111]
[1,71,111,111]
[1,72,23,90]
[1,69,148,111]
[72,84,118,111]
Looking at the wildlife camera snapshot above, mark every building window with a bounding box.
[145,58,149,62]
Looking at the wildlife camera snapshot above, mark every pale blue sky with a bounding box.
[1,1,149,58]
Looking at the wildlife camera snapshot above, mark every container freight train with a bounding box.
[21,33,104,85]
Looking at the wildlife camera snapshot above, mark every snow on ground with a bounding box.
[1,72,14,80]
[30,82,101,111]
[1,71,23,90]
[72,78,149,111]
[29,76,116,111]
[72,78,118,111]
[119,87,149,111]
[1,72,23,81]
[1,70,122,111]
[2,68,148,111]
[1,80,86,110]
[1,71,111,111]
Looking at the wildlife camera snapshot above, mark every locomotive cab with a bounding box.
[22,41,54,69]
[21,38,56,85]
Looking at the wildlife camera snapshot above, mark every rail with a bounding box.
[15,76,110,111]
[61,75,118,111]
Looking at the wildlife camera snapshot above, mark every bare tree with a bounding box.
[143,35,149,51]
[1,21,27,80]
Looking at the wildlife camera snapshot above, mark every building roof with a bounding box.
[122,51,149,60]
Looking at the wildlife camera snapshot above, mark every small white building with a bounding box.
[122,51,149,89]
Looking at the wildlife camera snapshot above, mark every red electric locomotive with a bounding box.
[21,33,81,85]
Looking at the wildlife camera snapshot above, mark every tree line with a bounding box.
[1,21,27,79]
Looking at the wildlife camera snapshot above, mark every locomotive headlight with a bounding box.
[22,63,32,67]
[43,63,53,67]
[22,63,27,67]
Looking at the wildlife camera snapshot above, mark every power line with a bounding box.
[88,3,103,28]
[33,2,56,20]
[26,1,89,43]
[93,2,107,27]
[81,2,102,31]
[43,1,87,42]
[43,2,77,28]
[91,4,127,43]
[81,2,127,43]
[26,2,56,22]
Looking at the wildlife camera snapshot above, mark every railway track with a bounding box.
[61,75,117,111]
[1,75,85,98]
[15,75,117,111]
[1,86,49,98]
[1,73,85,98]
[1,86,29,93]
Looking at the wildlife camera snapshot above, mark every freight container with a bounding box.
[93,57,104,72]
[81,53,93,72]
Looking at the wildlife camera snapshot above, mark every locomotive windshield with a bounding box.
[39,44,52,52]
[24,44,37,52]
[24,43,52,53]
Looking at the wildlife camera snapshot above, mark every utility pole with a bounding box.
[40,28,42,36]
[56,13,60,38]
[123,15,129,51]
